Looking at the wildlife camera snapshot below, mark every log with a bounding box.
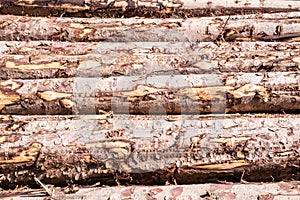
[0,0,299,17]
[0,72,299,114]
[0,12,299,42]
[0,42,300,80]
[2,182,300,199]
[0,114,300,188]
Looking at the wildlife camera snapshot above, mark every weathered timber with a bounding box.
[0,114,300,188]
[0,42,300,80]
[3,182,300,200]
[0,0,299,17]
[0,12,300,42]
[0,72,299,114]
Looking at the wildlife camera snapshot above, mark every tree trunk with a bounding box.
[0,72,299,114]
[0,41,299,80]
[0,12,299,42]
[0,0,299,17]
[0,114,299,188]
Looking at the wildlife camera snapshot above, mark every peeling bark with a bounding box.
[0,72,299,114]
[0,114,300,188]
[0,12,299,42]
[0,42,300,80]
[0,0,299,17]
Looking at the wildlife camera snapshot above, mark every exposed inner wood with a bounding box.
[0,114,299,188]
[0,42,299,80]
[0,12,299,42]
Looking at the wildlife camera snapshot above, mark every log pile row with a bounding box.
[0,0,300,198]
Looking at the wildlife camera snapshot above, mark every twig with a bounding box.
[34,176,53,197]
[240,170,249,184]
[221,15,231,35]
[214,15,231,43]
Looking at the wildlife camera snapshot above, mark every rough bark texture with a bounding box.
[0,72,299,114]
[0,42,299,80]
[1,0,300,195]
[0,12,299,42]
[2,182,300,200]
[0,114,300,188]
[0,0,299,17]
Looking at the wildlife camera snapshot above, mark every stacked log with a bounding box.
[0,0,300,198]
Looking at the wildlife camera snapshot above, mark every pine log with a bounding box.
[0,114,300,188]
[0,0,299,17]
[0,12,299,42]
[2,182,300,199]
[0,72,299,114]
[0,42,300,80]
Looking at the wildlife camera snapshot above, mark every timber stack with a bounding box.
[0,0,300,199]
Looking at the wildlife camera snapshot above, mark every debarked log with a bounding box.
[0,0,299,17]
[0,12,299,42]
[0,114,300,188]
[0,42,300,80]
[0,72,299,114]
